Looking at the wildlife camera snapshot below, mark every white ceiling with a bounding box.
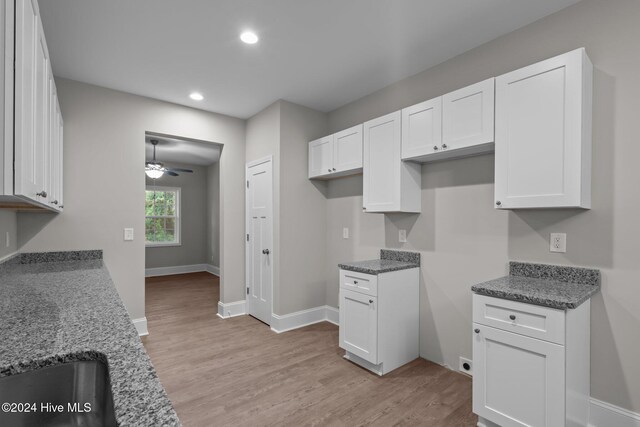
[39,0,581,119]
[145,134,221,166]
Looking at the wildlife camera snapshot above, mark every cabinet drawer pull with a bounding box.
[353,280,358,284]
[474,328,480,334]
[433,145,439,151]
[509,314,516,320]
[369,299,374,304]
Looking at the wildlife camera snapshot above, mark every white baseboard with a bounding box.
[0,250,19,264]
[217,300,246,319]
[589,398,640,427]
[145,263,219,277]
[271,305,339,333]
[132,317,148,336]
[206,264,220,276]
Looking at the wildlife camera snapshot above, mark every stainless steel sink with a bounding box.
[0,360,117,427]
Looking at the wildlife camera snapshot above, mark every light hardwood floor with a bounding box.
[143,272,476,427]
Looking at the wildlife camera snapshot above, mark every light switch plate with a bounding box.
[399,229,407,243]
[550,233,566,253]
[124,228,134,241]
[343,227,349,239]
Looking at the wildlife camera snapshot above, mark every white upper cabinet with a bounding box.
[364,111,420,213]
[442,78,495,151]
[494,48,592,209]
[401,78,495,163]
[401,97,442,160]
[1,0,63,211]
[333,124,363,173]
[308,135,333,178]
[308,124,362,179]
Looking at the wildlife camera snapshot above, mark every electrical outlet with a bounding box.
[343,227,349,239]
[399,229,407,243]
[550,233,566,253]
[459,357,473,376]
[124,228,134,241]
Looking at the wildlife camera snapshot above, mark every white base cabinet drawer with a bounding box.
[340,270,377,297]
[473,294,565,345]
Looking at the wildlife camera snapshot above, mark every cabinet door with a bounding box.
[473,324,565,427]
[57,106,64,210]
[339,289,378,364]
[333,124,362,173]
[363,111,401,212]
[494,48,591,209]
[401,97,442,160]
[308,135,334,178]
[442,78,494,151]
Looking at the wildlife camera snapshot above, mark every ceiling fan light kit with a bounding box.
[145,139,194,179]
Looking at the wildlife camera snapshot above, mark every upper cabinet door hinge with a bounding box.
[246,180,249,188]
[246,234,249,241]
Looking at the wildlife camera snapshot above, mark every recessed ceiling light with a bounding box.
[189,92,204,101]
[240,31,259,45]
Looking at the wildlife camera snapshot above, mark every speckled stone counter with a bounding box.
[472,261,601,310]
[339,249,420,275]
[0,251,180,426]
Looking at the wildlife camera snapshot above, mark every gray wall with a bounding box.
[325,0,640,412]
[0,210,17,260]
[145,162,209,269]
[245,100,329,315]
[18,79,246,320]
[206,161,220,268]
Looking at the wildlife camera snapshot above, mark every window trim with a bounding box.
[145,185,181,247]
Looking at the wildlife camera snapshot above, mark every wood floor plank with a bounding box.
[142,272,477,426]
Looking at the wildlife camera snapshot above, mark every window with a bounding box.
[145,186,181,246]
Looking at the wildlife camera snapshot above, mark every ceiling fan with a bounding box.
[145,139,194,179]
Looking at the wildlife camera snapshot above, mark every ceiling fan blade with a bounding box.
[167,168,193,173]
[165,171,179,176]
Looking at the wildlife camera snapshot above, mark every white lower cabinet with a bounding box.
[472,294,590,427]
[339,268,419,375]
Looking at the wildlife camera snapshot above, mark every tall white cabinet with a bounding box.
[494,48,592,209]
[0,0,63,211]
[363,111,421,213]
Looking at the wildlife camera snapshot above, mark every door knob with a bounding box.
[262,249,270,255]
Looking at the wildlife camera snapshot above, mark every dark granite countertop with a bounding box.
[0,251,180,426]
[339,249,420,275]
[472,261,601,310]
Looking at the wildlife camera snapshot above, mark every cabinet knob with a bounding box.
[369,299,374,304]
[328,169,332,173]
[509,314,516,320]
[51,200,58,205]
[362,207,366,211]
[495,201,502,206]
[332,168,336,171]
[442,144,448,149]
[36,191,47,198]
[433,146,439,151]
[353,280,358,284]
[474,328,480,334]
[59,205,64,209]
[262,249,270,255]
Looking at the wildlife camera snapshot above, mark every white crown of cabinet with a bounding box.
[308,124,362,180]
[494,48,592,209]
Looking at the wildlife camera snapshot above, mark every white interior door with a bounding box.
[246,157,273,325]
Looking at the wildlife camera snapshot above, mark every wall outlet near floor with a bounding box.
[459,357,473,376]
[399,229,407,243]
[343,227,349,239]
[124,228,134,241]
[550,233,567,253]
